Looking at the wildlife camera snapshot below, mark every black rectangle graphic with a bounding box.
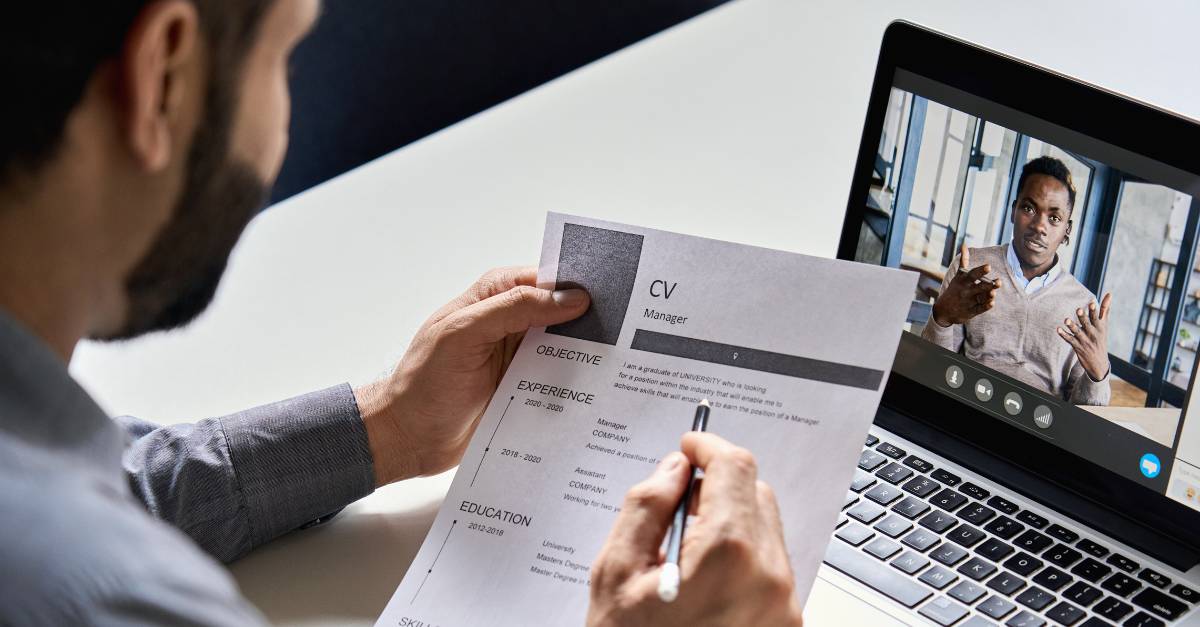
[630,329,885,390]
[546,223,644,345]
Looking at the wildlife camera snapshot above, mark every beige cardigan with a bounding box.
[922,244,1111,406]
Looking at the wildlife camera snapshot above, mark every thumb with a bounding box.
[597,453,690,579]
[443,284,589,343]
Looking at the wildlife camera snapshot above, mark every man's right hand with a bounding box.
[931,243,1001,327]
[587,433,803,627]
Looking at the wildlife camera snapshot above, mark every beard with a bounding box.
[96,88,269,341]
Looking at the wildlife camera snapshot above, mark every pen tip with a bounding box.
[699,398,710,407]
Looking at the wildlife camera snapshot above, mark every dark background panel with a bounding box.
[271,0,731,203]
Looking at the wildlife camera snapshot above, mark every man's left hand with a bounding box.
[1057,292,1112,382]
[354,267,589,486]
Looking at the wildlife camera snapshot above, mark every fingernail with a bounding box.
[552,289,588,307]
[660,452,683,471]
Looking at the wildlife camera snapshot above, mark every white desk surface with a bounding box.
[69,0,1200,624]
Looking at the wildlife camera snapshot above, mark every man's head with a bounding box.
[0,1,318,348]
[1010,155,1076,272]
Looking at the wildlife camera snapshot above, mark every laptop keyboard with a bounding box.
[823,433,1198,626]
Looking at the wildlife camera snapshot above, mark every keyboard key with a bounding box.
[1046,524,1079,544]
[961,617,995,627]
[918,595,969,626]
[932,543,970,567]
[849,470,876,492]
[1044,600,1085,626]
[1077,618,1109,627]
[864,484,903,506]
[1076,538,1108,558]
[1070,557,1112,583]
[902,528,940,552]
[876,442,906,459]
[988,495,1019,515]
[873,515,912,538]
[1122,611,1165,627]
[876,462,913,485]
[1044,544,1083,568]
[847,501,885,524]
[985,515,1025,540]
[1013,530,1053,553]
[920,510,959,534]
[823,541,931,608]
[1102,572,1141,597]
[864,536,902,560]
[958,557,998,581]
[1015,586,1055,611]
[978,595,1017,619]
[1169,583,1198,603]
[987,571,1027,596]
[1016,510,1048,529]
[1094,595,1134,621]
[959,503,997,525]
[976,538,1015,562]
[902,476,941,498]
[891,550,929,575]
[859,450,888,471]
[892,495,930,519]
[843,492,857,509]
[903,454,933,473]
[931,488,968,512]
[961,482,990,500]
[1063,581,1102,606]
[1004,610,1045,626]
[835,522,874,547]
[919,565,959,590]
[949,580,987,604]
[865,434,879,447]
[1106,553,1139,573]
[1136,569,1170,589]
[931,468,961,486]
[1032,566,1072,591]
[1001,551,1041,575]
[836,515,847,528]
[948,524,986,548]
[1130,587,1187,620]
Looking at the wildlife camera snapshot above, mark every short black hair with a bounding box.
[0,2,273,182]
[1016,155,1076,212]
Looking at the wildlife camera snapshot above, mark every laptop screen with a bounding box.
[853,68,1200,514]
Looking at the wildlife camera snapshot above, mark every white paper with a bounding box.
[376,213,916,626]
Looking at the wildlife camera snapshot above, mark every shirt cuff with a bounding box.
[219,383,375,549]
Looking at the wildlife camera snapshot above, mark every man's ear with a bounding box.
[120,0,200,173]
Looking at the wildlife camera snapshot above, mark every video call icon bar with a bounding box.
[944,364,1052,430]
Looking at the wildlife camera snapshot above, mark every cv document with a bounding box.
[376,213,917,625]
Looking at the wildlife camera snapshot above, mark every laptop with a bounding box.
[821,21,1200,626]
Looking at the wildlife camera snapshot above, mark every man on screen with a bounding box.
[922,156,1112,406]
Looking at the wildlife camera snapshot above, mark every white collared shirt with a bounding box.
[1006,242,1062,295]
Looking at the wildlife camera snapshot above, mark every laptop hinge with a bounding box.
[875,404,1200,571]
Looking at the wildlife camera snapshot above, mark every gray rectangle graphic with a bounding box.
[630,329,885,390]
[546,223,644,345]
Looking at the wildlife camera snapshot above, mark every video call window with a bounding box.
[856,87,1198,450]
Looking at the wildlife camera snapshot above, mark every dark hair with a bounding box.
[0,2,273,182]
[1016,155,1076,212]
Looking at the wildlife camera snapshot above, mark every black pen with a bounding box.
[657,398,710,602]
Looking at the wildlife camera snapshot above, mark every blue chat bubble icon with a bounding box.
[1140,453,1161,479]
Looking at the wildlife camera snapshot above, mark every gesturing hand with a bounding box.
[1057,292,1113,382]
[587,433,803,627]
[355,267,589,486]
[931,243,1001,327]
